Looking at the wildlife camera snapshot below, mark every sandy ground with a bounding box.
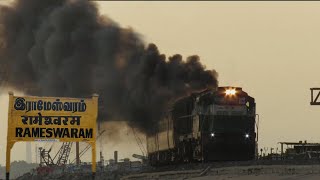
[190,174,320,180]
[189,165,320,180]
[122,165,320,180]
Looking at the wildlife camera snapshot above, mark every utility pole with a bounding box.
[76,142,80,165]
[35,145,38,164]
[98,122,104,169]
[255,114,260,160]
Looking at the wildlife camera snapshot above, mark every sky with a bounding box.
[1,1,320,164]
[97,1,320,153]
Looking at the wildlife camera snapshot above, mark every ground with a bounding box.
[16,162,320,180]
[121,164,320,180]
[190,174,320,180]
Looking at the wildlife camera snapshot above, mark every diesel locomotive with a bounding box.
[147,87,257,165]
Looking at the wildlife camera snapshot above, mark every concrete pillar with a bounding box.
[114,151,118,163]
[26,142,32,163]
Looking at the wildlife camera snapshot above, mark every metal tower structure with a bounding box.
[54,142,73,166]
[70,130,106,164]
[310,88,320,105]
[39,142,73,167]
[39,147,54,166]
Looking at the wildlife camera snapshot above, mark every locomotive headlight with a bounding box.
[245,133,249,138]
[226,89,236,95]
[210,133,215,137]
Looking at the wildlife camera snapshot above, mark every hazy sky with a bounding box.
[1,1,320,165]
[97,1,320,151]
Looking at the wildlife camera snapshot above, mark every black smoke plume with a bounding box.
[0,0,218,133]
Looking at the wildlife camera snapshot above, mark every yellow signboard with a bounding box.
[6,92,98,179]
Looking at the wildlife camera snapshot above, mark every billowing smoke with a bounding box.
[0,0,218,134]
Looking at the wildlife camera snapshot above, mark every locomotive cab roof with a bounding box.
[216,86,248,96]
[218,86,242,92]
[169,86,254,110]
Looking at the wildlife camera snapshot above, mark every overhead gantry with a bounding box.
[310,88,320,105]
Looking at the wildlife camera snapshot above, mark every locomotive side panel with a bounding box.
[147,115,175,153]
[157,115,175,151]
[146,135,158,153]
[172,96,194,143]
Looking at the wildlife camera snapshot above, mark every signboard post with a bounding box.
[5,92,98,180]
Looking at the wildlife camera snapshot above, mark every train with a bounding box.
[147,87,257,165]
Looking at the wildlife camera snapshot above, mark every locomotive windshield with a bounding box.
[200,115,251,133]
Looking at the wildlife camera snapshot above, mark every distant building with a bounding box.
[26,142,32,163]
[279,141,320,160]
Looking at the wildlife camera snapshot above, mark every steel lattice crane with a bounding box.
[39,142,73,167]
[131,127,147,156]
[54,142,73,166]
[70,130,106,164]
[40,128,106,166]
